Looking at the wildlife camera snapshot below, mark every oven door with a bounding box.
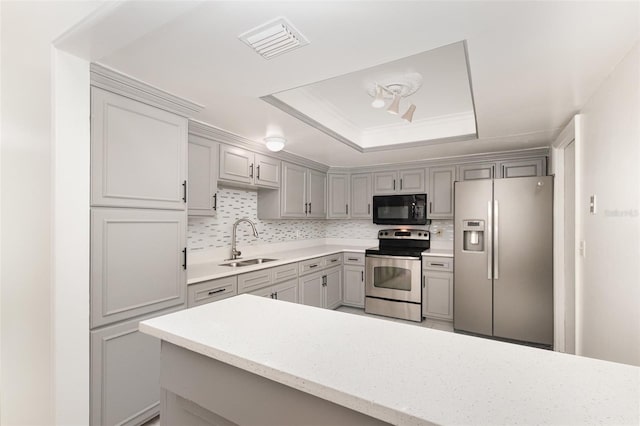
[365,255,422,303]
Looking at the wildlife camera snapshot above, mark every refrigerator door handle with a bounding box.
[487,200,493,280]
[494,200,499,280]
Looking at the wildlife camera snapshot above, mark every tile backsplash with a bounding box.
[188,187,453,252]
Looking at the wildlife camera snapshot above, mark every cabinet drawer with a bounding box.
[299,257,325,275]
[238,269,272,293]
[271,263,298,284]
[188,276,237,308]
[343,252,365,265]
[324,253,343,268]
[422,256,454,272]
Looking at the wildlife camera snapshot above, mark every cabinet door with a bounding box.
[254,154,280,188]
[423,271,454,320]
[90,308,178,426]
[324,266,343,310]
[350,173,372,218]
[91,87,187,210]
[281,162,307,218]
[273,279,299,303]
[91,208,186,328]
[219,144,254,184]
[342,265,364,308]
[188,138,218,216]
[307,169,327,218]
[299,272,323,308]
[373,171,398,194]
[327,173,350,219]
[428,166,456,219]
[398,169,425,193]
[498,158,545,178]
[458,163,496,181]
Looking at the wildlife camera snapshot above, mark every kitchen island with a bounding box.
[140,295,639,425]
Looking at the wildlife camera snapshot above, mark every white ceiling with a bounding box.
[83,1,638,167]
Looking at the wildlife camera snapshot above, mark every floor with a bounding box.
[141,306,454,426]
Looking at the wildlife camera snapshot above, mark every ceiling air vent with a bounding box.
[239,17,309,60]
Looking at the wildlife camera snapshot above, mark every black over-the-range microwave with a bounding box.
[372,194,429,225]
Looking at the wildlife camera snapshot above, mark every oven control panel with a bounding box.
[378,229,430,240]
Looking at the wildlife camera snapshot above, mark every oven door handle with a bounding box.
[366,254,421,261]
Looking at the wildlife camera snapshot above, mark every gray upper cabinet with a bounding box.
[428,166,456,219]
[350,173,372,219]
[307,169,327,218]
[258,162,326,219]
[498,158,546,178]
[254,153,280,188]
[188,136,218,216]
[458,163,496,181]
[91,87,188,210]
[373,168,425,194]
[280,162,307,218]
[219,144,281,188]
[90,208,186,328]
[327,173,350,219]
[219,145,254,185]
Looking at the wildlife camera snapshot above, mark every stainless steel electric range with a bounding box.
[365,229,430,322]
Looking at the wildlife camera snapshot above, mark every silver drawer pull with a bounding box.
[309,264,318,268]
[330,259,338,263]
[430,262,445,267]
[347,257,359,261]
[208,288,226,296]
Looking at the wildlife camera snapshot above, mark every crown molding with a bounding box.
[188,120,330,172]
[90,62,204,117]
[328,147,550,173]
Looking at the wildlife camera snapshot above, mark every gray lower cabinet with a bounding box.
[187,276,237,308]
[342,265,364,308]
[428,166,456,219]
[90,307,181,426]
[498,158,546,178]
[90,87,187,210]
[188,136,218,216]
[422,256,454,321]
[90,208,186,328]
[299,266,342,309]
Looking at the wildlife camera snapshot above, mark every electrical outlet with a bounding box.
[579,240,586,258]
[295,229,300,239]
[589,195,597,214]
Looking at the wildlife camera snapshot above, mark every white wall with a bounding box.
[577,42,640,366]
[0,2,98,424]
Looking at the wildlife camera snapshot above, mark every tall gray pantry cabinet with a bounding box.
[89,64,200,426]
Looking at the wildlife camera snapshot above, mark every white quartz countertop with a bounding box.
[188,244,454,284]
[140,295,639,426]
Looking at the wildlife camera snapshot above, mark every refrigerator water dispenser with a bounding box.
[462,220,485,252]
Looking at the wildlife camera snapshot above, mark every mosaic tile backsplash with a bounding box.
[188,187,453,251]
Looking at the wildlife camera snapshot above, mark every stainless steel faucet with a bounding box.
[230,218,259,260]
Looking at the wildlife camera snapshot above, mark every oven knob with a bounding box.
[418,232,422,236]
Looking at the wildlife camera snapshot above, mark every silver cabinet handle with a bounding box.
[422,274,425,288]
[430,262,445,267]
[494,200,499,280]
[249,164,254,178]
[304,202,308,215]
[393,179,396,190]
[182,180,187,203]
[212,193,217,210]
[487,200,493,280]
[346,204,348,214]
[309,264,318,269]
[208,288,226,296]
[347,257,359,261]
[429,201,432,214]
[367,203,371,214]
[330,258,338,263]
[400,178,403,190]
[256,165,260,180]
[308,202,311,214]
[361,270,364,282]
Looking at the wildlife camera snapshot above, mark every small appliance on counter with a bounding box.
[372,194,429,225]
[365,228,430,322]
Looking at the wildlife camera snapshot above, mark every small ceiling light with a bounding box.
[387,93,401,115]
[264,136,286,152]
[371,85,385,108]
[401,104,417,123]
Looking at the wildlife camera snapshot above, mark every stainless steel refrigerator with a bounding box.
[454,176,553,346]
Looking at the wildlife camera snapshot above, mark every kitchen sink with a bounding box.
[220,258,277,267]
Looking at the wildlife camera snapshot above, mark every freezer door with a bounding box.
[493,176,553,345]
[453,179,493,335]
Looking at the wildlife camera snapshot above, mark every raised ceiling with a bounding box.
[67,1,639,166]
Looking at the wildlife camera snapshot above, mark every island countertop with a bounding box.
[140,295,639,425]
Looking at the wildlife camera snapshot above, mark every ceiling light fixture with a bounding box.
[366,73,423,123]
[264,136,286,152]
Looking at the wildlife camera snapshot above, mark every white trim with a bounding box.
[90,63,204,117]
[550,115,580,353]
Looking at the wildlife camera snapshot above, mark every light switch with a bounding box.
[579,240,586,258]
[589,195,597,214]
